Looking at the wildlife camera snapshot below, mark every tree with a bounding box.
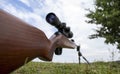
[86,0,120,49]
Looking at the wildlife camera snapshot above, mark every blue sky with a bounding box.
[0,0,119,63]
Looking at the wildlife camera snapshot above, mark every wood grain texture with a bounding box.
[0,10,50,74]
[0,10,76,74]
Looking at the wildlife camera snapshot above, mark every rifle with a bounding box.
[46,13,74,55]
[46,13,90,65]
[0,10,77,74]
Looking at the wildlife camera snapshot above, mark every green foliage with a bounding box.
[86,0,120,49]
[11,62,120,74]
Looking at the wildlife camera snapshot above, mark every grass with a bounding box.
[11,61,120,74]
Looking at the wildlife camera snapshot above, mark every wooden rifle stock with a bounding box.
[0,10,76,73]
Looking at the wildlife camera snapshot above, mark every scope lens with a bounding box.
[46,13,56,24]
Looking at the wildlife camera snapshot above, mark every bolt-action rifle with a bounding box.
[0,10,77,74]
[0,10,89,74]
[46,13,90,65]
[46,13,74,55]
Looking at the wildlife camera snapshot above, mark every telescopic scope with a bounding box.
[46,13,73,38]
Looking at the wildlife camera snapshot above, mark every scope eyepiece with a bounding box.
[46,13,61,27]
[46,13,55,24]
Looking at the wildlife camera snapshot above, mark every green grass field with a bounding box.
[11,61,120,74]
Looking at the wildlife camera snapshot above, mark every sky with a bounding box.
[0,0,119,63]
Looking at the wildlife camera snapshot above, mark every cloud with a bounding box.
[20,0,30,7]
